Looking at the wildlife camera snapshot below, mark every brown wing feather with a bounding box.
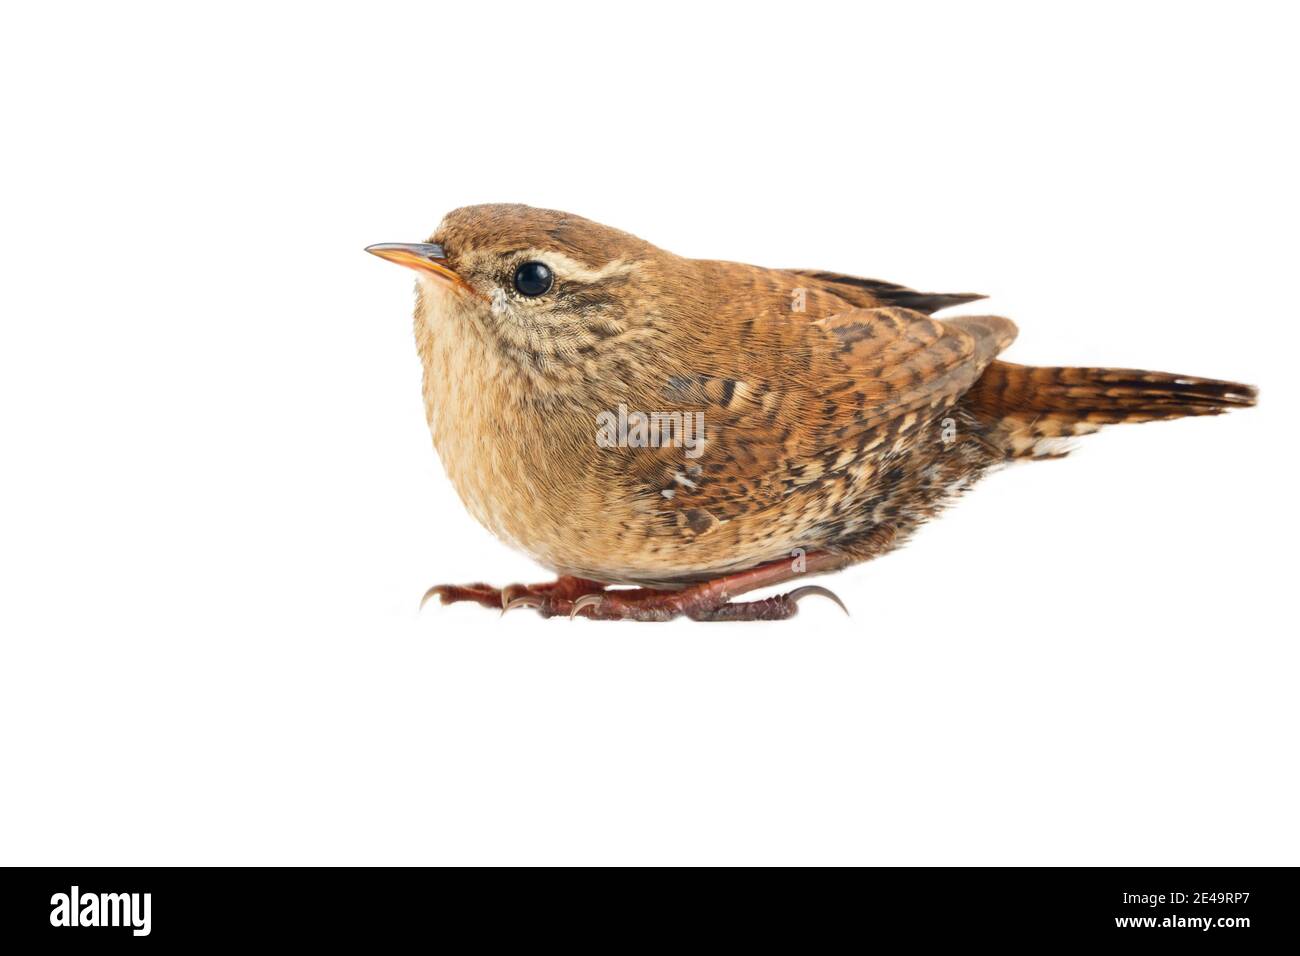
[640,308,1018,533]
[784,269,987,314]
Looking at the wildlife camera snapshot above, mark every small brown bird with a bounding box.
[367,204,1256,621]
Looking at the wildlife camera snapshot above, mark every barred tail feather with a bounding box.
[964,361,1258,459]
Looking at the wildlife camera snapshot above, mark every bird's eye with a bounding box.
[513,261,553,297]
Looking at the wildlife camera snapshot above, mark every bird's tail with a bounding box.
[964,361,1258,460]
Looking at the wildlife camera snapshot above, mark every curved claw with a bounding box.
[501,595,542,616]
[419,585,446,611]
[787,585,849,616]
[569,593,604,620]
[500,584,527,610]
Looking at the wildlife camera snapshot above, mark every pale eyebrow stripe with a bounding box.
[515,249,640,284]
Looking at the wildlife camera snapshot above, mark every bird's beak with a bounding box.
[365,242,482,298]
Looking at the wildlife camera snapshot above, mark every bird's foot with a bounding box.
[561,583,847,621]
[420,556,850,622]
[419,554,851,622]
[684,586,848,621]
[420,576,606,613]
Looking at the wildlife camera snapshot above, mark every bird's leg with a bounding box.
[551,552,850,621]
[422,552,852,621]
[421,576,606,612]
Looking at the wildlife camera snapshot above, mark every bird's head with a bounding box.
[368,204,696,379]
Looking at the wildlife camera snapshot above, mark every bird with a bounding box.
[366,204,1257,621]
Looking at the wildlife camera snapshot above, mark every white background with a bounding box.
[2,2,1296,865]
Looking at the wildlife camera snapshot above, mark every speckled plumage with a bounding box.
[371,204,1256,620]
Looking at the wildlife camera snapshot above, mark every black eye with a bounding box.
[513,261,553,297]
